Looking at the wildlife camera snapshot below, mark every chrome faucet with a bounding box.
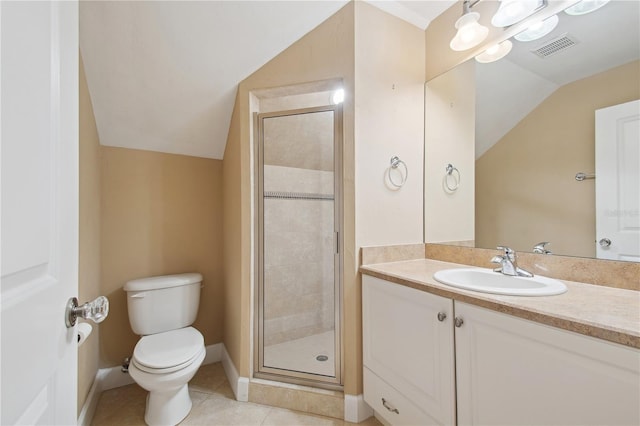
[533,241,552,255]
[491,246,533,278]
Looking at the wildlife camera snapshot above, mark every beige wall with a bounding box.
[354,1,425,247]
[78,54,101,414]
[424,60,475,244]
[100,146,224,365]
[476,60,640,257]
[222,1,426,397]
[223,0,356,390]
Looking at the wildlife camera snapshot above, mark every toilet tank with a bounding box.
[124,273,202,335]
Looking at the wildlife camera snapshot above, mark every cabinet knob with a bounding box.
[437,312,447,322]
[454,317,464,328]
[381,398,399,414]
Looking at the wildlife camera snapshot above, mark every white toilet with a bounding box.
[124,273,206,426]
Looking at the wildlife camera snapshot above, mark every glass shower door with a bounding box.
[256,105,342,386]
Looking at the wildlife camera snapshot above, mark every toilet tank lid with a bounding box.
[123,273,203,292]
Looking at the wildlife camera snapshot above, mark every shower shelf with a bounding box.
[264,191,334,201]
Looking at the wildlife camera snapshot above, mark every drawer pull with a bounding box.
[437,312,447,322]
[381,398,399,414]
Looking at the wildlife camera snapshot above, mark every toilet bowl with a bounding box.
[124,273,205,426]
[128,327,205,425]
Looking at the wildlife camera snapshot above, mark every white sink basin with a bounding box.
[433,268,567,296]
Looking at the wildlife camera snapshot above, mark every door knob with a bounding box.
[65,296,109,328]
[599,238,612,248]
[454,317,464,328]
[437,312,447,322]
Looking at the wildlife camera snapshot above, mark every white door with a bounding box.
[595,100,640,261]
[1,2,78,425]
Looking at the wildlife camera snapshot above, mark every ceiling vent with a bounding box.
[532,34,580,58]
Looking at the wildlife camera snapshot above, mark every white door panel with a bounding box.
[1,2,78,424]
[595,99,640,261]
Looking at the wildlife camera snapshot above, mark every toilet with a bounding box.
[124,273,206,426]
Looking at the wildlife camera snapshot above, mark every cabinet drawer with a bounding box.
[364,367,438,426]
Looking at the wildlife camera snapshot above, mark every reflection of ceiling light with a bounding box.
[450,11,489,51]
[475,40,513,63]
[514,14,559,42]
[492,0,545,28]
[332,89,344,105]
[564,0,610,15]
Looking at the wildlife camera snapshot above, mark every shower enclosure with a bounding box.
[255,104,342,388]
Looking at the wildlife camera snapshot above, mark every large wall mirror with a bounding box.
[424,0,639,262]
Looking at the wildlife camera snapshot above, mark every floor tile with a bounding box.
[90,362,383,426]
[261,407,344,426]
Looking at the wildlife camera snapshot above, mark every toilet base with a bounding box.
[144,384,192,426]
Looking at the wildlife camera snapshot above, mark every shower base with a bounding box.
[264,330,335,377]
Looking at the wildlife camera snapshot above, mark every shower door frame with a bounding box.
[254,104,344,389]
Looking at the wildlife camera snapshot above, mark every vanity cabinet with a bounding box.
[362,276,640,426]
[455,301,640,425]
[362,276,456,425]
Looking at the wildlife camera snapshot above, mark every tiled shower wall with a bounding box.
[263,165,335,346]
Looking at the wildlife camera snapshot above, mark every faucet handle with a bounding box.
[533,242,552,254]
[490,255,504,264]
[496,246,515,260]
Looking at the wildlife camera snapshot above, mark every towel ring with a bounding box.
[445,163,460,192]
[389,156,408,188]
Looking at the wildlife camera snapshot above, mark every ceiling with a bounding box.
[80,1,455,160]
[475,0,640,158]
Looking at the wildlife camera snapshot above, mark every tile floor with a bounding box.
[92,362,383,426]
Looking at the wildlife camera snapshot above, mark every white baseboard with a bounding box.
[99,365,136,391]
[221,345,249,402]
[77,373,102,426]
[344,394,373,423]
[78,343,224,425]
[203,342,223,365]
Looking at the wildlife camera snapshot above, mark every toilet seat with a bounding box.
[133,327,204,374]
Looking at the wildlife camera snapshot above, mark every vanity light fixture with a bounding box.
[475,39,513,63]
[514,14,559,42]
[450,0,489,51]
[564,0,610,15]
[491,0,546,28]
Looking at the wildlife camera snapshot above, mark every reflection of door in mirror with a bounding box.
[595,100,640,261]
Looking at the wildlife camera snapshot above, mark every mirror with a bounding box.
[424,0,640,262]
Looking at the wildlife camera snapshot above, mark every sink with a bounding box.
[433,268,567,296]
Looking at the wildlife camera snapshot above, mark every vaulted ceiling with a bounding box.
[80,1,455,160]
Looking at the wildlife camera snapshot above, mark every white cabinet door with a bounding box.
[455,302,640,426]
[362,276,455,425]
[1,2,78,424]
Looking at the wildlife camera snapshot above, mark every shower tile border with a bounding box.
[249,380,344,420]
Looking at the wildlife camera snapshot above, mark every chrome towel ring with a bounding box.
[389,156,408,188]
[445,163,460,192]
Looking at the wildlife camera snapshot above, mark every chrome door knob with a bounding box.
[65,296,109,328]
[599,238,612,248]
[437,312,447,322]
[454,317,464,328]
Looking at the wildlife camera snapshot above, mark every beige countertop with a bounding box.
[360,258,640,349]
